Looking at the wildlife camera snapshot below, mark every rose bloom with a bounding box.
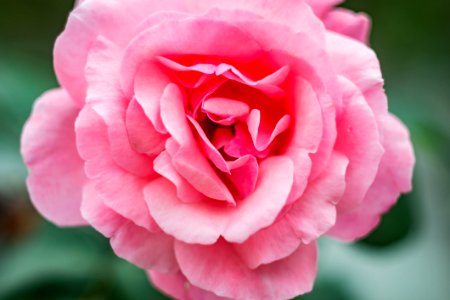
[21,0,414,299]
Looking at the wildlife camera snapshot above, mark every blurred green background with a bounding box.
[0,0,449,299]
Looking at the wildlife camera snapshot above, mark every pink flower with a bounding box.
[21,0,414,299]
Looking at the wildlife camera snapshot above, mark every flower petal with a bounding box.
[126,98,167,155]
[329,114,414,241]
[286,151,349,244]
[149,271,230,300]
[145,156,294,244]
[175,240,317,299]
[75,105,157,231]
[324,9,371,44]
[21,89,87,226]
[81,183,177,272]
[333,76,384,213]
[160,84,234,203]
[233,218,301,269]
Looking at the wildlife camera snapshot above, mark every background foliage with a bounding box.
[0,0,449,299]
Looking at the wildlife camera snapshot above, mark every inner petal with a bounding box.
[202,97,250,125]
[247,109,291,152]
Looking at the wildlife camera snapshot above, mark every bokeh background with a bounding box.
[0,0,449,299]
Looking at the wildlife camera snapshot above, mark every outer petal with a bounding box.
[286,151,349,244]
[75,105,157,231]
[145,156,294,244]
[149,271,230,300]
[57,0,326,103]
[85,36,155,178]
[54,0,180,104]
[333,76,384,213]
[233,218,301,269]
[81,183,177,272]
[324,9,371,44]
[305,0,344,18]
[175,240,317,300]
[329,114,415,240]
[326,32,387,116]
[21,89,87,226]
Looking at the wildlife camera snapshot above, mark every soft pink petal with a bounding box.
[92,101,155,177]
[305,0,343,18]
[134,62,170,133]
[329,114,415,241]
[187,116,230,173]
[21,89,87,226]
[81,183,177,272]
[153,151,205,203]
[160,84,234,203]
[157,56,289,97]
[247,109,291,151]
[85,36,155,177]
[81,182,123,238]
[58,0,325,103]
[126,98,167,155]
[120,18,263,97]
[333,76,384,213]
[215,64,289,97]
[284,78,323,203]
[324,8,371,44]
[175,240,317,299]
[227,15,338,179]
[226,155,259,199]
[149,271,230,300]
[54,0,181,104]
[203,97,250,120]
[145,156,294,244]
[156,56,216,89]
[233,218,301,269]
[75,106,157,231]
[110,220,177,272]
[326,32,387,116]
[286,151,349,244]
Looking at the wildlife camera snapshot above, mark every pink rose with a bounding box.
[21,0,414,299]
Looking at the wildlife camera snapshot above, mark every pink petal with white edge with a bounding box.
[324,8,371,44]
[145,156,294,244]
[81,183,177,272]
[75,106,157,231]
[175,240,317,300]
[149,271,231,300]
[286,151,349,244]
[21,89,87,226]
[329,114,414,241]
[333,76,384,213]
